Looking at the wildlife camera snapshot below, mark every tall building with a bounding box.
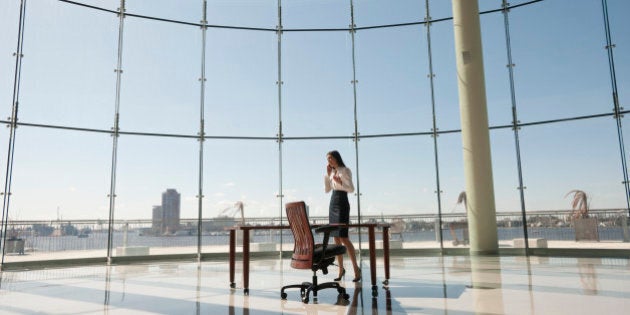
[151,205,163,235]
[161,189,181,235]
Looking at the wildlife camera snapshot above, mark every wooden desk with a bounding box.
[228,223,391,296]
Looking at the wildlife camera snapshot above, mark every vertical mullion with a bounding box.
[502,0,530,252]
[276,0,284,254]
[1,0,27,266]
[106,0,126,262]
[425,0,445,249]
[349,0,363,256]
[196,0,208,259]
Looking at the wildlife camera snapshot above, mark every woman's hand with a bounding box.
[326,164,333,175]
[332,173,342,185]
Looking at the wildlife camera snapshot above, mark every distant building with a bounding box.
[152,205,163,235]
[150,189,181,235]
[162,189,181,235]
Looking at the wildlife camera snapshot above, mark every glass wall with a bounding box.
[355,26,432,135]
[120,19,200,135]
[18,0,117,130]
[205,29,278,138]
[1,0,629,266]
[0,0,20,122]
[282,31,355,137]
[509,0,612,123]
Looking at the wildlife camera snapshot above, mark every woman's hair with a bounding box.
[327,150,346,168]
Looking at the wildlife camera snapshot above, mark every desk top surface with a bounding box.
[226,223,389,230]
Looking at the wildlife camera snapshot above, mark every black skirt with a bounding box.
[329,190,350,238]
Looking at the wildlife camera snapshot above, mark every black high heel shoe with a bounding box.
[334,268,346,281]
[352,269,362,282]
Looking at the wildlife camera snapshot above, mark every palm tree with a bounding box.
[221,201,245,225]
[565,190,589,220]
[456,191,467,209]
[450,191,469,246]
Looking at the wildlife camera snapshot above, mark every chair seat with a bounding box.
[313,244,346,262]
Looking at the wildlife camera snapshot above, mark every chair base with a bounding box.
[281,275,349,304]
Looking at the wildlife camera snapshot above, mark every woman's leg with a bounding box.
[334,237,344,277]
[339,237,360,279]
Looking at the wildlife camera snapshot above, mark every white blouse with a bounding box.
[324,167,355,193]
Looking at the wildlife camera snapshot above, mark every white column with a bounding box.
[452,0,498,254]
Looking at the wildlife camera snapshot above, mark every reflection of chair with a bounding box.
[280,201,350,304]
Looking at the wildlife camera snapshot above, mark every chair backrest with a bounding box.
[285,201,315,270]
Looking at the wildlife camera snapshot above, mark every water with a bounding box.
[18,227,627,253]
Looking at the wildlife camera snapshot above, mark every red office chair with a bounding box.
[281,201,350,304]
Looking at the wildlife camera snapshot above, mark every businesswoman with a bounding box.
[325,150,360,282]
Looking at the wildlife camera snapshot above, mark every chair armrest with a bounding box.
[314,225,340,235]
[313,225,341,256]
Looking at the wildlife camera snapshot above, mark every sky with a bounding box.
[0,0,629,221]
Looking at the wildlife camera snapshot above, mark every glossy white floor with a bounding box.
[0,255,629,314]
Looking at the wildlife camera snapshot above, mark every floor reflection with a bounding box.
[0,256,629,314]
[576,257,599,295]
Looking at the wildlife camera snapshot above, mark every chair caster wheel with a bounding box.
[244,289,249,295]
[281,292,287,300]
[302,297,309,304]
[230,282,235,289]
[340,293,349,300]
[372,287,378,297]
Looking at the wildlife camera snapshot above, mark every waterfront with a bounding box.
[8,226,630,253]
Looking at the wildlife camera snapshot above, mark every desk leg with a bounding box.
[368,226,377,297]
[229,230,235,289]
[382,226,390,286]
[243,229,250,295]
